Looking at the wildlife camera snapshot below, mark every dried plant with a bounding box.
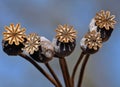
[95,10,116,30]
[84,30,102,50]
[55,24,77,43]
[3,23,26,45]
[2,10,116,87]
[23,33,41,54]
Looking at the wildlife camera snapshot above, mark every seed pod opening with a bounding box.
[80,30,102,54]
[23,33,41,62]
[53,24,77,58]
[2,23,26,55]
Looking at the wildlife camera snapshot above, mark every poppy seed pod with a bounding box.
[91,10,116,42]
[97,27,113,42]
[2,40,25,56]
[53,24,77,58]
[37,36,54,63]
[80,30,102,54]
[53,38,76,57]
[2,23,26,55]
[23,33,54,63]
[23,33,41,62]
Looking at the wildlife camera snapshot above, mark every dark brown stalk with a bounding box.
[59,58,71,87]
[77,54,90,87]
[45,63,62,87]
[19,53,59,87]
[71,51,85,86]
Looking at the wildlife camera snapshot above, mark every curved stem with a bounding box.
[19,53,59,87]
[45,63,62,87]
[71,51,85,86]
[59,58,71,87]
[77,54,90,87]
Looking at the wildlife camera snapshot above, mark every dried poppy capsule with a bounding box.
[2,23,26,55]
[23,33,54,63]
[53,24,77,58]
[38,37,54,63]
[92,10,116,42]
[22,33,41,62]
[80,30,102,54]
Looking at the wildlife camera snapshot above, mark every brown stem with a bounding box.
[45,63,62,87]
[59,58,71,87]
[77,54,90,87]
[19,53,59,87]
[71,51,85,86]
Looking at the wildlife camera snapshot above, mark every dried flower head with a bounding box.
[23,33,41,54]
[95,10,116,30]
[84,30,102,50]
[3,23,26,45]
[55,24,77,43]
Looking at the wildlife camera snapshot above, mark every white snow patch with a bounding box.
[89,18,97,32]
[80,37,87,49]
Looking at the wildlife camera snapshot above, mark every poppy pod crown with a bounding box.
[53,24,77,58]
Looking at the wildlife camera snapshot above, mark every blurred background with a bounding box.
[0,0,120,87]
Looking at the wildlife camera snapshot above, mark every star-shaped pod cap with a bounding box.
[2,23,26,55]
[53,24,77,58]
[23,33,41,55]
[95,10,116,30]
[80,30,102,54]
[23,33,42,62]
[55,24,77,43]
